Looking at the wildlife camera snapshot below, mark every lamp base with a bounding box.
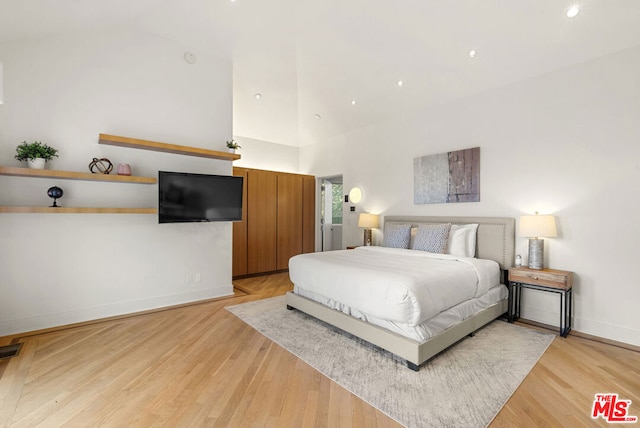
[528,238,544,269]
[363,229,372,246]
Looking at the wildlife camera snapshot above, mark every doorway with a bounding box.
[320,176,343,251]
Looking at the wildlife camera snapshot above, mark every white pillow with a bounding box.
[447,224,479,257]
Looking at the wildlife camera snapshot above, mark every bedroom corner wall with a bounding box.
[0,29,234,335]
[231,135,300,173]
[300,45,640,347]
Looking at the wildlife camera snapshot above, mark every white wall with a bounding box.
[300,45,640,346]
[232,135,299,173]
[0,29,234,335]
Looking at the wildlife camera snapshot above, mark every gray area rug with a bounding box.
[226,295,554,428]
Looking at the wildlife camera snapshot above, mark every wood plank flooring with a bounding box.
[0,272,638,427]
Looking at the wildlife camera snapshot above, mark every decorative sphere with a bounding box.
[47,186,63,199]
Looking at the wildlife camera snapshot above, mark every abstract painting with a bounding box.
[414,147,480,204]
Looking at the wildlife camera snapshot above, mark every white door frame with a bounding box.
[317,175,343,252]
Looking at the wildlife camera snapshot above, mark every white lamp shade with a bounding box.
[519,214,557,238]
[358,213,379,229]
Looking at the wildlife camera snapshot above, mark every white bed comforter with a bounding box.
[288,246,500,327]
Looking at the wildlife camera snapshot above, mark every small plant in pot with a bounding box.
[226,139,241,153]
[15,141,59,169]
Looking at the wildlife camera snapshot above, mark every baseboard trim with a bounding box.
[516,318,640,353]
[232,269,288,280]
[0,292,240,345]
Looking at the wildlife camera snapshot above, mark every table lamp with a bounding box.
[519,212,557,269]
[358,213,379,246]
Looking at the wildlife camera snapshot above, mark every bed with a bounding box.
[286,216,515,371]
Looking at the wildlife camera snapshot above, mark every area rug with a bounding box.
[226,295,554,428]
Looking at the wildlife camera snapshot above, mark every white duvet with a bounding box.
[288,246,500,327]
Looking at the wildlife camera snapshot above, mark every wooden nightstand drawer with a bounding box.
[509,267,573,290]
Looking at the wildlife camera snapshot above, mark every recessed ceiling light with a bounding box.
[351,100,357,106]
[314,114,322,119]
[566,5,580,18]
[397,80,404,87]
[254,93,262,100]
[468,49,477,58]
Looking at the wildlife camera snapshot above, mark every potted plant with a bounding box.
[226,139,241,153]
[15,141,59,169]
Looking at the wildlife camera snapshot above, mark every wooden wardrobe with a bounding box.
[232,167,315,277]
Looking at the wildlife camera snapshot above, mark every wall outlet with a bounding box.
[186,273,201,284]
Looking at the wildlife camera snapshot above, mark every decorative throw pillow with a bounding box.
[447,223,479,257]
[412,223,451,253]
[382,223,412,249]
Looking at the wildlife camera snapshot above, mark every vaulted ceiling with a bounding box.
[2,0,640,146]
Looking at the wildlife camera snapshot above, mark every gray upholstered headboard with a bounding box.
[384,216,515,270]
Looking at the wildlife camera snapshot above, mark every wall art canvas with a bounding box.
[414,147,480,204]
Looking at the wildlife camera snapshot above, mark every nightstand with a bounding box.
[507,267,574,337]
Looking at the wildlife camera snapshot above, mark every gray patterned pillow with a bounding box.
[382,223,412,249]
[412,223,452,253]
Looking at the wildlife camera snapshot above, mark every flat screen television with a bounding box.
[158,171,243,223]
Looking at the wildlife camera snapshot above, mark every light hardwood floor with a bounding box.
[0,272,638,427]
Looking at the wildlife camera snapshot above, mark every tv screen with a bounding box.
[158,171,243,223]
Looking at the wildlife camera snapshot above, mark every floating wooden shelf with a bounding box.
[1,133,236,215]
[0,167,157,214]
[0,166,157,184]
[0,207,157,214]
[98,134,241,161]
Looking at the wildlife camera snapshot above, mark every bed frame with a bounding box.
[285,215,515,371]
